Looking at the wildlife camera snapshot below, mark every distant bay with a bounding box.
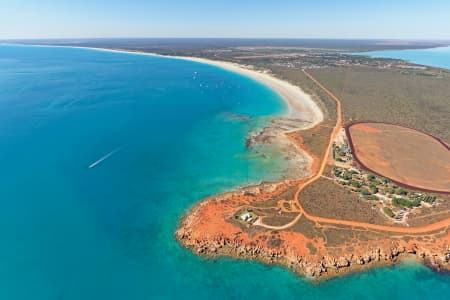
[353,46,450,69]
[0,44,449,300]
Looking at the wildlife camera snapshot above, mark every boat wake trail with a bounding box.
[88,148,121,169]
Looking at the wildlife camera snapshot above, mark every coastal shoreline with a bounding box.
[163,55,324,125]
[175,179,450,281]
[18,44,450,281]
[96,48,324,125]
[82,45,450,281]
[21,44,324,128]
[173,66,450,280]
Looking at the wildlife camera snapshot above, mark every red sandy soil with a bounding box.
[285,132,320,175]
[348,122,450,193]
[176,70,450,279]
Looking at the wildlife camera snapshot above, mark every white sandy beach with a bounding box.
[22,44,323,128]
[71,46,324,128]
[168,56,324,126]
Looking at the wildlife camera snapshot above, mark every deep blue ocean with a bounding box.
[355,45,450,69]
[1,44,449,299]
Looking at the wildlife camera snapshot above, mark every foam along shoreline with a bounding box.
[62,46,324,128]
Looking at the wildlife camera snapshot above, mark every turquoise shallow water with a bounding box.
[354,46,450,69]
[0,45,449,299]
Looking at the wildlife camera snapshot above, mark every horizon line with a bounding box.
[1,37,450,42]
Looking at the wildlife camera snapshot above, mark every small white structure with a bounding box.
[240,212,253,222]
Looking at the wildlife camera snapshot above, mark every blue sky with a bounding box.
[1,0,449,39]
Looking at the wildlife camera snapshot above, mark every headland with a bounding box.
[171,61,450,279]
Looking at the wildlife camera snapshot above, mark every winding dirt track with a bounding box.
[256,69,450,234]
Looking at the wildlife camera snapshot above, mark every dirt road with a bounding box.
[256,69,450,234]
